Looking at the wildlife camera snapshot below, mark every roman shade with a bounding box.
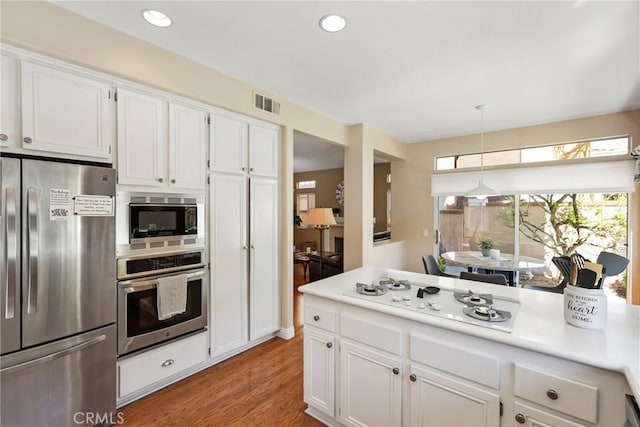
[431,160,636,196]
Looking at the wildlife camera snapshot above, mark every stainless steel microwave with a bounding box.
[116,192,205,257]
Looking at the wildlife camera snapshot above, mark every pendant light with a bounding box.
[465,104,499,200]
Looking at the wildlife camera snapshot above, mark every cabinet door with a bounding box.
[249,177,279,340]
[116,89,167,187]
[513,401,586,427]
[408,364,500,427]
[169,103,207,191]
[248,123,279,178]
[303,328,335,417]
[21,61,112,160]
[209,113,247,174]
[1,55,19,149]
[210,174,248,356]
[339,340,402,427]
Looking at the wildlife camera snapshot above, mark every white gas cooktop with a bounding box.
[343,277,520,333]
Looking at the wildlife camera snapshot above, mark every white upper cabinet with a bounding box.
[21,61,112,160]
[1,54,19,149]
[210,112,279,178]
[116,88,167,188]
[116,89,207,192]
[248,123,279,178]
[169,103,207,191]
[209,114,247,174]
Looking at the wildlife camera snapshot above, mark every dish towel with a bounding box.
[157,274,188,320]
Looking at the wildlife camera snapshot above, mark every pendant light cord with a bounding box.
[476,104,487,176]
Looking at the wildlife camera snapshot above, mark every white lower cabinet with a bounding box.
[117,332,207,399]
[339,340,402,427]
[513,401,586,427]
[303,328,336,417]
[408,363,500,427]
[302,296,630,427]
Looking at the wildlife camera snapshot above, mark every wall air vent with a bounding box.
[254,92,281,114]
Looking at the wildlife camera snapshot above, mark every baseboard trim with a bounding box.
[276,326,295,340]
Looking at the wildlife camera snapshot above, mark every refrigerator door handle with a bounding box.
[4,187,17,319]
[26,187,39,314]
[0,334,106,375]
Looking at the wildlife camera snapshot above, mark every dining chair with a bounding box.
[459,271,508,286]
[521,256,570,294]
[422,255,457,278]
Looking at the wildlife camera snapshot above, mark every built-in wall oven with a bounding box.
[116,192,205,258]
[116,250,207,356]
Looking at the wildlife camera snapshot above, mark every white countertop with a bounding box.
[299,266,640,401]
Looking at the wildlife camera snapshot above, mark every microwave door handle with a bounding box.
[4,187,17,319]
[26,188,38,314]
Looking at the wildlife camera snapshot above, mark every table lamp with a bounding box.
[306,208,337,279]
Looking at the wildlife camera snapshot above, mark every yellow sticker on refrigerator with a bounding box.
[49,188,70,221]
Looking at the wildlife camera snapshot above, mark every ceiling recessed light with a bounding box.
[141,9,172,28]
[319,14,346,33]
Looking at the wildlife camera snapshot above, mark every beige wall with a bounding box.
[396,110,640,303]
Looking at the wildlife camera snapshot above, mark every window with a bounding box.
[435,136,629,171]
[296,180,316,189]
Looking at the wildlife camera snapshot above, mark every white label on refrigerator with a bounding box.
[74,195,114,216]
[49,188,70,221]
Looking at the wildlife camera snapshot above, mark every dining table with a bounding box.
[441,251,547,286]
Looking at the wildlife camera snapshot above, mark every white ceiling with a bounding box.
[53,0,639,167]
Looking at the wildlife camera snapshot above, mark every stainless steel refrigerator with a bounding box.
[1,157,117,427]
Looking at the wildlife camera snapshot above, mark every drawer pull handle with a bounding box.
[546,389,558,400]
[161,359,175,368]
[0,134,8,141]
[326,342,332,349]
[392,367,399,375]
[409,374,417,382]
[170,179,176,184]
[23,137,32,144]
[157,178,164,183]
[515,413,525,424]
[313,315,320,321]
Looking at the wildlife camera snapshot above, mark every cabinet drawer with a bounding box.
[410,334,499,389]
[305,305,335,332]
[514,364,598,423]
[118,332,207,398]
[341,314,402,355]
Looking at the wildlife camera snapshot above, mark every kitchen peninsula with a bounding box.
[299,267,640,426]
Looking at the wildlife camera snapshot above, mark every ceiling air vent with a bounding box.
[254,92,280,114]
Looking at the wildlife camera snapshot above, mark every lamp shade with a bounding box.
[306,208,337,226]
[465,179,500,200]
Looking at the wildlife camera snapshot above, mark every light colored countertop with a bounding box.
[299,266,640,401]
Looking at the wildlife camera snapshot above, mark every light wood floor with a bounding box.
[119,265,323,426]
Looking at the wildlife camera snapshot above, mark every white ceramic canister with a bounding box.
[489,249,500,259]
[563,284,607,330]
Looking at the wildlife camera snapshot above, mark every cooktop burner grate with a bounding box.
[463,305,512,322]
[454,290,494,307]
[356,282,388,296]
[379,278,411,291]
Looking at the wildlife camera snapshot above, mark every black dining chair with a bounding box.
[422,255,457,278]
[522,256,571,294]
[459,271,508,286]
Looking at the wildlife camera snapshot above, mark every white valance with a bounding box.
[431,160,636,196]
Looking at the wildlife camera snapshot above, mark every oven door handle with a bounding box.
[119,269,205,293]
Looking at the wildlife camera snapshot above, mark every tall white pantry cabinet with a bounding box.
[209,111,280,357]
